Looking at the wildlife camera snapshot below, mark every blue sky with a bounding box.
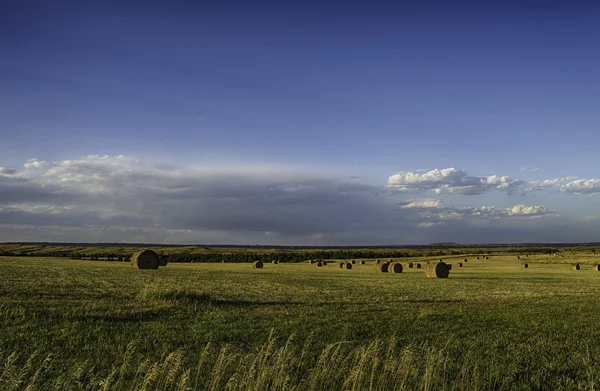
[1,1,600,244]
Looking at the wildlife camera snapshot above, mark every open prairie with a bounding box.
[2,253,600,390]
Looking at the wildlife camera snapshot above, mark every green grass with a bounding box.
[2,254,600,390]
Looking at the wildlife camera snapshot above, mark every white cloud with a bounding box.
[560,179,600,194]
[24,159,49,169]
[386,168,524,195]
[0,167,17,176]
[399,199,446,209]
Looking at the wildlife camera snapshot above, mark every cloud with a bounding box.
[386,168,525,195]
[520,166,539,172]
[560,179,600,194]
[0,155,585,244]
[24,159,49,169]
[0,167,17,176]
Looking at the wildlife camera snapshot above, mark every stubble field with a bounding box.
[1,253,600,390]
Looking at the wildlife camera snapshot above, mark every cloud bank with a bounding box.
[0,157,597,244]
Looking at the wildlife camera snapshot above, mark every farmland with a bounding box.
[2,251,600,390]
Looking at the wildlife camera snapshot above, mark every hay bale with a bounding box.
[476,257,480,260]
[425,262,449,278]
[464,258,468,262]
[390,263,403,274]
[272,260,279,265]
[408,262,414,268]
[309,260,315,264]
[592,264,600,271]
[376,263,389,273]
[253,261,263,269]
[339,262,345,269]
[416,263,422,269]
[388,259,393,263]
[323,261,328,266]
[517,256,520,260]
[158,256,168,267]
[485,256,489,260]
[521,263,528,268]
[447,264,452,270]
[457,262,463,267]
[360,260,366,265]
[375,259,381,264]
[317,261,323,267]
[571,263,581,271]
[131,250,159,270]
[345,262,352,270]
[351,260,356,264]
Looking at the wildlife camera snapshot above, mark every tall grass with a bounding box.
[1,332,598,391]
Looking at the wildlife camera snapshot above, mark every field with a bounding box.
[2,253,600,390]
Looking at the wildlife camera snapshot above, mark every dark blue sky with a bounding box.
[1,1,600,243]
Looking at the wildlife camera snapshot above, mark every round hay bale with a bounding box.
[360,260,366,265]
[388,259,393,263]
[485,256,489,260]
[345,262,352,270]
[447,264,452,270]
[408,262,414,269]
[476,257,480,260]
[521,263,528,268]
[351,260,356,264]
[272,260,279,265]
[158,256,168,267]
[309,260,315,264]
[375,259,381,264]
[322,261,328,266]
[416,263,422,269]
[339,262,345,269]
[464,258,468,262]
[376,262,389,273]
[131,250,159,270]
[390,263,403,274]
[592,264,600,271]
[571,263,581,271]
[425,262,449,278]
[457,262,463,267]
[517,256,520,260]
[317,261,323,267]
[253,261,264,269]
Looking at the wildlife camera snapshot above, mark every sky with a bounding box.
[1,1,600,245]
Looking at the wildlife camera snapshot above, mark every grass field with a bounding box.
[2,253,600,390]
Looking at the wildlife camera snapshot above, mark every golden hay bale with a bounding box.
[485,256,489,260]
[375,259,381,264]
[339,262,345,269]
[416,263,422,269]
[376,263,389,273]
[131,250,159,270]
[592,264,600,271]
[253,261,263,269]
[345,262,352,270]
[408,262,414,269]
[317,261,323,267]
[425,262,449,278]
[323,261,328,266]
[522,263,528,268]
[571,263,581,271]
[457,262,463,267]
[309,260,315,264]
[447,264,452,270]
[388,259,393,263]
[351,260,356,264]
[476,257,480,260]
[158,256,168,267]
[464,258,468,262]
[272,260,279,265]
[360,260,366,265]
[390,263,403,274]
[517,256,520,260]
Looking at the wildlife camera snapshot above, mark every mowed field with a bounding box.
[2,254,600,390]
